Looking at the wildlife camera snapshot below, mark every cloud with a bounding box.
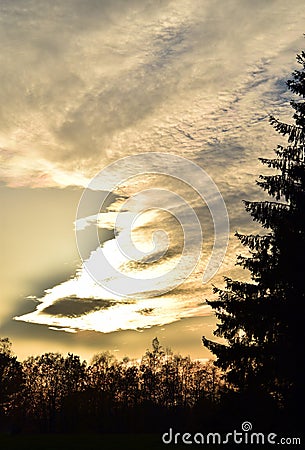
[3,0,305,336]
[42,297,117,317]
[0,0,304,188]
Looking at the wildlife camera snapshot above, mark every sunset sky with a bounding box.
[1,0,305,362]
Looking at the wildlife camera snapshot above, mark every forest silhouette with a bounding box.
[0,337,227,435]
[0,335,303,448]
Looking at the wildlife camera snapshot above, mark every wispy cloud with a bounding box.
[1,0,304,187]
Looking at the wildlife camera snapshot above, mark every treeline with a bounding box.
[0,336,301,437]
[0,337,227,434]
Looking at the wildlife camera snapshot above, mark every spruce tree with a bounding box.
[203,48,305,413]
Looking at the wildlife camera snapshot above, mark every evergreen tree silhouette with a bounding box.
[203,47,305,419]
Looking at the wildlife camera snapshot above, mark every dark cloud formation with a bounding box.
[42,297,117,317]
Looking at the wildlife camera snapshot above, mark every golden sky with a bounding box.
[0,0,305,362]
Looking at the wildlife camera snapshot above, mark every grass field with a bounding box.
[0,433,193,450]
[0,432,224,450]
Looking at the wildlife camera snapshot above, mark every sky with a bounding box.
[1,0,305,362]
